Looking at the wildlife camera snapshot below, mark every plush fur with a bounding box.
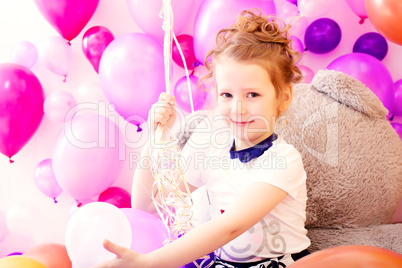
[174,70,402,254]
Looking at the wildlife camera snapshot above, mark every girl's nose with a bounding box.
[232,100,247,115]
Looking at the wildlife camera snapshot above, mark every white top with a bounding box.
[181,113,310,262]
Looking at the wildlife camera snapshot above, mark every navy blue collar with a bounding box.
[230,133,278,163]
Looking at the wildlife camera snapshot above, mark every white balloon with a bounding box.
[40,36,72,79]
[65,202,132,268]
[297,0,336,17]
[43,90,77,123]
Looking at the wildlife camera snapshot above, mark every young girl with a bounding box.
[93,9,310,268]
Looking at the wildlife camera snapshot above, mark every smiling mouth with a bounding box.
[231,120,254,126]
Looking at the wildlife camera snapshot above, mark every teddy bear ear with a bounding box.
[311,70,389,119]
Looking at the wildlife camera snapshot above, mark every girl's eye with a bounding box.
[220,93,232,98]
[247,92,259,98]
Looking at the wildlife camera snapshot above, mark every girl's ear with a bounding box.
[278,84,293,113]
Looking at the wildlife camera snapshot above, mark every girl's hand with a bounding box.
[148,92,176,132]
[90,239,146,268]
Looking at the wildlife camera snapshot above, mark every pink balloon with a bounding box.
[391,123,402,141]
[34,159,62,203]
[172,35,200,70]
[297,0,336,17]
[43,90,77,123]
[121,208,170,254]
[327,53,394,113]
[99,33,165,127]
[34,0,100,41]
[0,63,44,162]
[298,65,315,83]
[288,16,309,40]
[82,26,114,73]
[276,0,299,22]
[193,0,276,65]
[41,36,72,81]
[98,187,131,208]
[391,79,402,117]
[126,0,195,42]
[52,113,124,200]
[174,75,207,113]
[10,41,38,69]
[345,0,368,23]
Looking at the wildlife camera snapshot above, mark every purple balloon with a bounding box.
[193,0,276,64]
[391,79,402,116]
[353,32,388,61]
[0,63,44,162]
[34,159,63,203]
[287,0,298,5]
[327,53,394,113]
[98,187,131,208]
[172,35,200,70]
[391,123,402,141]
[305,18,342,54]
[121,208,170,254]
[174,75,207,113]
[82,26,114,73]
[99,33,165,126]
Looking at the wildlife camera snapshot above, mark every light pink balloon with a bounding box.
[43,90,77,123]
[298,65,315,83]
[276,0,300,22]
[391,79,402,117]
[345,0,368,23]
[99,33,165,127]
[52,113,124,200]
[0,210,9,243]
[297,0,336,17]
[40,36,72,81]
[126,0,195,42]
[288,16,309,40]
[34,0,100,41]
[34,159,62,203]
[193,0,276,65]
[174,75,207,113]
[10,41,38,69]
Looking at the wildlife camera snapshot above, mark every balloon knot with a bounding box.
[53,198,58,204]
[63,75,67,83]
[67,41,71,46]
[9,158,14,164]
[137,125,143,132]
[359,18,365,25]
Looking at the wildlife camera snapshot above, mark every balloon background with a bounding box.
[0,0,401,264]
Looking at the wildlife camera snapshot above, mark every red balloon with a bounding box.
[289,245,402,268]
[34,0,100,41]
[98,187,131,208]
[365,0,402,45]
[0,63,44,162]
[23,243,72,268]
[82,26,114,73]
[172,35,200,70]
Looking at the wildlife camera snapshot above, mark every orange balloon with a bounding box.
[289,245,402,268]
[0,256,47,268]
[365,0,402,45]
[23,243,72,268]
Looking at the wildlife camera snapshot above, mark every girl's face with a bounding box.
[215,57,292,150]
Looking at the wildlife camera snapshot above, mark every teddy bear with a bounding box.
[173,69,402,254]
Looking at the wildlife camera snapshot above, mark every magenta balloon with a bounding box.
[174,75,207,113]
[172,35,200,70]
[52,114,124,200]
[121,208,170,254]
[327,53,394,113]
[0,63,44,162]
[391,123,402,141]
[98,187,131,208]
[34,159,62,203]
[99,33,165,126]
[193,0,276,65]
[34,0,100,41]
[82,26,114,73]
[391,79,402,116]
[127,0,195,42]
